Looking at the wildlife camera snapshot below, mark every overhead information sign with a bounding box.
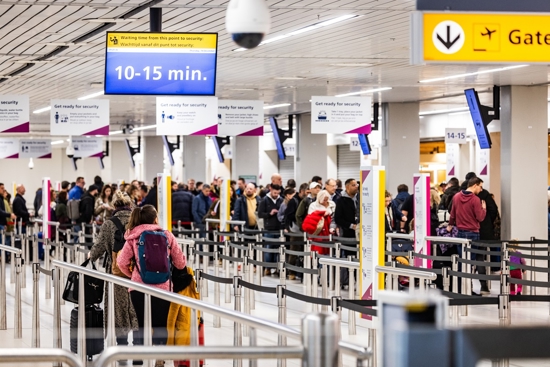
[218,100,264,136]
[20,139,52,158]
[50,99,109,136]
[311,96,372,134]
[72,137,104,158]
[156,96,218,136]
[104,32,218,95]
[0,95,29,133]
[412,12,550,63]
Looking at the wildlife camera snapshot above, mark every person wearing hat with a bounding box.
[295,181,322,231]
[79,184,99,245]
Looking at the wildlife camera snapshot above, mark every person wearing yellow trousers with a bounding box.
[167,267,204,367]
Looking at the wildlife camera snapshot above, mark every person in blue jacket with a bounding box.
[192,184,212,238]
[68,177,85,200]
[172,186,194,229]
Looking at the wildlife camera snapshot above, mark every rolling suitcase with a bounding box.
[70,305,104,361]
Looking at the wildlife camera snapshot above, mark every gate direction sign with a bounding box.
[412,12,550,63]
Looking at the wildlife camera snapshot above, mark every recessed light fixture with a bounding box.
[134,125,156,131]
[82,18,137,23]
[33,106,51,114]
[335,87,392,98]
[274,76,306,80]
[41,42,75,47]
[233,14,361,51]
[448,111,470,116]
[419,107,469,116]
[109,130,123,136]
[263,103,291,110]
[330,63,374,67]
[78,91,104,100]
[419,65,528,83]
[51,140,64,145]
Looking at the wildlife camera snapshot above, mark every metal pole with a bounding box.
[32,263,40,347]
[52,267,62,367]
[304,243,311,298]
[321,264,328,312]
[301,313,340,367]
[8,232,15,284]
[0,247,5,330]
[348,256,356,336]
[14,254,22,339]
[203,245,209,297]
[243,257,250,337]
[279,259,286,286]
[225,244,231,304]
[106,282,116,356]
[249,327,258,367]
[335,244,341,297]
[77,267,86,363]
[368,328,377,367]
[33,233,38,265]
[233,276,242,367]
[143,293,153,367]
[213,253,221,327]
[249,243,255,311]
[190,308,199,367]
[45,241,51,299]
[277,285,287,367]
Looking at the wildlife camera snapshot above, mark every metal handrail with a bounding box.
[375,265,437,281]
[51,260,301,340]
[94,346,304,367]
[319,257,360,269]
[0,348,81,367]
[424,236,469,244]
[33,219,61,226]
[205,218,221,223]
[0,244,22,255]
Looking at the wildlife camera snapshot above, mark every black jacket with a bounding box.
[12,194,30,224]
[0,199,11,226]
[172,190,194,224]
[283,193,302,231]
[477,189,499,240]
[140,186,158,209]
[258,194,283,230]
[440,185,460,211]
[233,195,261,228]
[334,192,359,238]
[78,192,96,224]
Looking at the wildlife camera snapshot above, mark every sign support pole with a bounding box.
[42,177,51,239]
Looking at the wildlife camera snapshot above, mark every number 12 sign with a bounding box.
[445,128,467,144]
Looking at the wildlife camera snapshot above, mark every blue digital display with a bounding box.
[269,117,286,160]
[104,32,218,95]
[358,134,371,155]
[212,137,225,163]
[464,88,492,149]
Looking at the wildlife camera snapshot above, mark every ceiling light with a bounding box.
[78,91,104,100]
[330,63,374,67]
[0,75,12,78]
[233,14,360,51]
[33,106,51,114]
[109,130,123,136]
[14,60,51,64]
[335,87,392,97]
[41,42,75,47]
[229,88,256,91]
[419,65,528,83]
[51,140,64,145]
[263,103,291,110]
[133,125,156,131]
[82,18,137,23]
[419,107,469,116]
[274,76,306,80]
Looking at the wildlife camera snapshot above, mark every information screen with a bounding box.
[464,88,491,149]
[104,32,218,96]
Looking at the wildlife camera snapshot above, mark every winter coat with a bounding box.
[89,209,138,337]
[283,193,302,232]
[233,195,260,228]
[334,192,359,238]
[440,185,460,211]
[448,190,486,232]
[167,267,201,348]
[302,210,332,255]
[172,190,194,224]
[78,192,96,224]
[94,198,113,222]
[192,192,212,225]
[140,186,158,209]
[258,193,283,230]
[477,189,499,241]
[117,223,186,291]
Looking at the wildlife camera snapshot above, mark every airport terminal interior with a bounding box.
[0,0,550,366]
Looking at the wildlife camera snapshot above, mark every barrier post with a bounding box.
[279,259,286,286]
[31,263,40,347]
[213,253,221,328]
[143,294,153,367]
[44,241,51,299]
[277,284,287,367]
[14,254,22,339]
[335,244,341,296]
[304,243,312,297]
[225,244,232,304]
[24,227,30,267]
[77,265,86,364]
[302,313,340,367]
[106,282,116,359]
[233,276,243,367]
[190,308,199,367]
[249,327,258,367]
[52,267,62,367]
[7,232,15,284]
[331,296,342,320]
[0,246,5,330]
[248,242,255,310]
[321,264,328,312]
[348,255,356,335]
[202,245,209,298]
[243,257,250,336]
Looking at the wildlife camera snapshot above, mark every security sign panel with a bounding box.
[412,12,550,63]
[50,99,110,136]
[311,96,372,134]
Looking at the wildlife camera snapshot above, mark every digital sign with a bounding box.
[464,88,492,149]
[104,32,218,95]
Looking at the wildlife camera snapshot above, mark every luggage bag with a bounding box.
[69,305,104,361]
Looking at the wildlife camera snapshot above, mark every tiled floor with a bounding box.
[2,262,550,366]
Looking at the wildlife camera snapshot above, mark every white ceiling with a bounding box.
[0,0,548,135]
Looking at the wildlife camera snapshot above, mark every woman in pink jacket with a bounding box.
[117,205,186,367]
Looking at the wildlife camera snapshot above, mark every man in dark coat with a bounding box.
[171,189,194,228]
[334,178,359,288]
[233,183,261,231]
[12,185,30,230]
[78,185,99,245]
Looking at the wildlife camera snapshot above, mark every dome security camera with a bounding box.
[66,144,74,158]
[226,0,270,49]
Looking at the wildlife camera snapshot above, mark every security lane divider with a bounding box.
[375,265,437,294]
[0,243,22,337]
[0,348,82,367]
[31,262,62,351]
[51,260,372,367]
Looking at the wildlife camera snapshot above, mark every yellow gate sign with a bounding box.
[411,12,550,63]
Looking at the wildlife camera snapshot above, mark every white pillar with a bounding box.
[144,137,164,185]
[183,136,206,183]
[381,102,420,193]
[296,113,327,184]
[231,136,259,181]
[500,85,548,240]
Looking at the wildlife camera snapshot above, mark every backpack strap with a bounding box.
[110,216,125,233]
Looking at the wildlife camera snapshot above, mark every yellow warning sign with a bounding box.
[418,12,550,63]
[106,32,217,49]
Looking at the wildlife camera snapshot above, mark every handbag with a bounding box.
[62,259,105,305]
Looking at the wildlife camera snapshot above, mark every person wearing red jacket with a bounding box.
[302,190,336,255]
[447,177,488,294]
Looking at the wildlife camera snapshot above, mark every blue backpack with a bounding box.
[137,231,171,284]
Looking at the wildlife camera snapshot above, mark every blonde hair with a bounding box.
[385,190,392,198]
[111,190,133,208]
[430,188,441,207]
[316,190,331,205]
